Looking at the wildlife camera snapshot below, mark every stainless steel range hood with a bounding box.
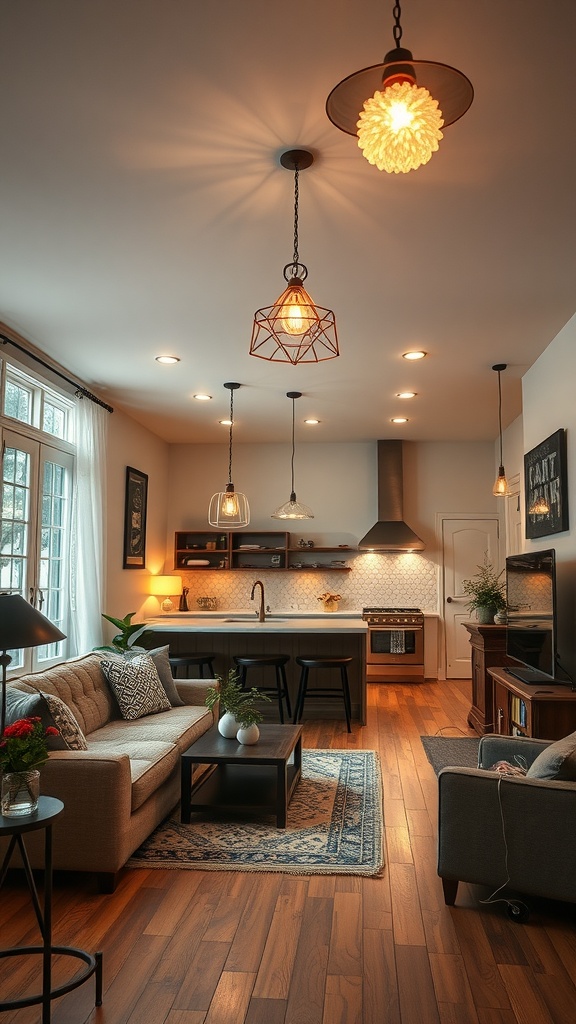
[358,440,425,552]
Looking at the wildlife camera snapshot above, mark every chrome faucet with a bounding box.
[251,580,265,622]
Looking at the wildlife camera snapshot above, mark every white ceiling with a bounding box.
[0,0,574,445]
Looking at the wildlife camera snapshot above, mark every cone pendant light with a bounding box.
[271,392,314,519]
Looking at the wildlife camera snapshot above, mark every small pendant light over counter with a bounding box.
[271,392,314,520]
[250,150,339,365]
[208,382,250,528]
[492,363,509,497]
[326,0,473,174]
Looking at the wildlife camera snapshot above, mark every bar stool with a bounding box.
[293,655,353,732]
[232,655,292,724]
[168,653,216,679]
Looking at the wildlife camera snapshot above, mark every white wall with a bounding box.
[522,312,576,680]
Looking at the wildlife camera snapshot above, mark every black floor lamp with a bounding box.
[0,593,66,737]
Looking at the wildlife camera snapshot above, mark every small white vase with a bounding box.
[236,724,260,745]
[218,712,239,738]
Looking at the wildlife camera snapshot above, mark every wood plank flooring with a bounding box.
[1,680,575,1024]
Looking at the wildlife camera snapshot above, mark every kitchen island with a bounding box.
[146,613,367,724]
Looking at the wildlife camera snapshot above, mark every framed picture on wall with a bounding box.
[524,429,568,539]
[123,466,148,568]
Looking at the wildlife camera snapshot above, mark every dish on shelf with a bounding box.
[238,544,261,550]
[185,559,211,566]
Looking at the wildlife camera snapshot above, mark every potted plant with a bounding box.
[318,592,342,613]
[462,554,506,624]
[205,669,270,743]
[95,612,153,655]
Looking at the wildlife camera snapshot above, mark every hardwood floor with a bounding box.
[2,680,576,1024]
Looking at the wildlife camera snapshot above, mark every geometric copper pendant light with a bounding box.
[250,150,339,364]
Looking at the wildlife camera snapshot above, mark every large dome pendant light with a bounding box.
[250,150,339,365]
[208,382,250,528]
[492,364,510,497]
[271,392,314,520]
[326,0,473,174]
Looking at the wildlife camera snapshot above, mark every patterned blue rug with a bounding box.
[128,749,384,875]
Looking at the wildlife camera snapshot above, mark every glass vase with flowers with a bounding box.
[0,716,59,817]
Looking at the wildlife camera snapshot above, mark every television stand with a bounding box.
[489,667,576,739]
[506,666,557,685]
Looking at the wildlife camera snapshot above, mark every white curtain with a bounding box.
[69,398,108,655]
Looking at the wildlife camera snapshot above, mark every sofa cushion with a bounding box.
[5,687,68,750]
[526,731,576,781]
[12,654,118,735]
[100,654,171,720]
[88,704,213,754]
[41,693,88,750]
[139,646,184,707]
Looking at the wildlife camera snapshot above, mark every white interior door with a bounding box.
[441,516,502,678]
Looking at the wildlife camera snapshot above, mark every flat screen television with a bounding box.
[505,548,557,683]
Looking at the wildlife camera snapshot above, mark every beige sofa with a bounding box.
[4,652,217,890]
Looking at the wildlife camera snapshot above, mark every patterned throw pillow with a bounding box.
[5,688,68,750]
[41,693,88,750]
[100,654,171,720]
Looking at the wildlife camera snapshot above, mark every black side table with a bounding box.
[0,795,103,1023]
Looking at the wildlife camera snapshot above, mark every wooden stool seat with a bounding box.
[233,655,292,724]
[168,653,216,679]
[293,655,353,732]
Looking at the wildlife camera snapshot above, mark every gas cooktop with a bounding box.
[363,607,422,614]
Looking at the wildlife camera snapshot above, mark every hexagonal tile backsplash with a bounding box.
[180,552,437,613]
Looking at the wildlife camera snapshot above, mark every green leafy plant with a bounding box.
[0,717,59,774]
[95,612,153,654]
[462,554,506,612]
[205,668,270,725]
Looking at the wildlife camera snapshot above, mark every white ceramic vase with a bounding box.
[218,712,239,738]
[236,724,260,745]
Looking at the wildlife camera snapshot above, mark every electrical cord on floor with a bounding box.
[477,775,529,921]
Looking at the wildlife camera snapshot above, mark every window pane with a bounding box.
[4,380,32,423]
[43,401,66,439]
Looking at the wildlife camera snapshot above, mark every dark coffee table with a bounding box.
[180,723,303,828]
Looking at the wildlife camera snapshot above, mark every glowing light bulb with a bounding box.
[222,492,240,517]
[357,80,444,174]
[273,279,319,338]
[492,468,509,497]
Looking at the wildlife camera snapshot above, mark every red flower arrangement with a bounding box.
[0,716,59,774]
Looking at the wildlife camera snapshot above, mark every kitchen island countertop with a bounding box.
[146,614,367,633]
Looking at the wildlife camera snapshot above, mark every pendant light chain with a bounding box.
[497,368,504,467]
[392,1,403,47]
[292,164,300,272]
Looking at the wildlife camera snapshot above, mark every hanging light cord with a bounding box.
[497,369,504,466]
[227,388,234,485]
[290,396,296,497]
[291,163,300,273]
[392,1,403,47]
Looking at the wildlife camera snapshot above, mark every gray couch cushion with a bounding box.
[526,731,576,780]
[145,646,184,707]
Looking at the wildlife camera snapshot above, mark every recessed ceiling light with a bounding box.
[219,418,232,426]
[391,417,408,423]
[193,393,212,401]
[402,350,427,360]
[396,392,416,399]
[304,418,320,425]
[155,355,180,364]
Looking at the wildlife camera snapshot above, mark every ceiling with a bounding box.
[0,0,574,445]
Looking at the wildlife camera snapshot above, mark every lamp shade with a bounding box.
[0,593,66,651]
[145,575,183,597]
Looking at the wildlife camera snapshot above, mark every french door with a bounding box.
[1,427,73,673]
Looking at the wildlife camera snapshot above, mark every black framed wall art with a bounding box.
[524,429,568,539]
[123,466,148,568]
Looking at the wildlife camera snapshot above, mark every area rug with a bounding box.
[128,749,384,875]
[421,735,480,775]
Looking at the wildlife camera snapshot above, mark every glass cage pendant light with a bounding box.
[250,150,339,365]
[271,392,314,520]
[492,364,510,497]
[208,382,250,528]
[326,0,473,174]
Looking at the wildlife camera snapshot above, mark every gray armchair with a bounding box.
[438,733,576,907]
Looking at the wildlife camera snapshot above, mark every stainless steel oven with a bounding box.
[362,607,425,683]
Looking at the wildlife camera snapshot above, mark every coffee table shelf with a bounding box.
[181,724,303,828]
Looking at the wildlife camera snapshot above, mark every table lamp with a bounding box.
[0,592,67,738]
[146,575,183,613]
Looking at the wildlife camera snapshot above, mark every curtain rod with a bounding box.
[0,333,114,413]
